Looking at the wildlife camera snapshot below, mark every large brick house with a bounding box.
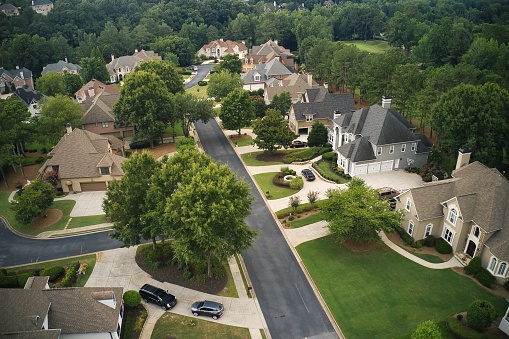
[197,39,248,59]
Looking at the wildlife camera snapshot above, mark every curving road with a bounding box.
[184,64,214,90]
[194,119,338,339]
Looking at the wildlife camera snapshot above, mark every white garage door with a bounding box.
[355,165,368,175]
[381,160,393,172]
[368,162,381,173]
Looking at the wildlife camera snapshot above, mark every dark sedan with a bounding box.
[301,168,316,181]
[290,140,308,148]
[191,300,224,320]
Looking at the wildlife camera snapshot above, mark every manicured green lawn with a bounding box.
[412,252,444,263]
[234,136,253,147]
[67,215,108,229]
[288,211,325,228]
[342,40,391,53]
[240,150,292,166]
[217,261,239,298]
[297,236,507,338]
[164,122,185,137]
[24,141,54,153]
[151,313,250,339]
[252,172,298,200]
[314,161,350,184]
[185,83,210,99]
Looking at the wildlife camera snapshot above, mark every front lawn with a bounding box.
[313,160,350,184]
[241,150,291,166]
[297,236,507,338]
[151,313,250,339]
[252,172,299,200]
[185,83,210,100]
[164,122,184,137]
[288,211,325,228]
[67,215,108,229]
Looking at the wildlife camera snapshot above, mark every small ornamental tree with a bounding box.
[467,300,496,332]
[289,195,301,212]
[11,179,55,224]
[307,191,319,208]
[307,121,329,147]
[411,320,442,339]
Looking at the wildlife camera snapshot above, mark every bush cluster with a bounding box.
[123,290,142,307]
[467,300,496,331]
[181,70,192,75]
[474,269,496,288]
[282,147,321,163]
[40,266,65,282]
[61,262,80,287]
[197,80,207,86]
[272,173,291,187]
[435,238,453,254]
[446,317,497,339]
[321,151,337,161]
[419,162,445,182]
[129,139,151,149]
[289,176,304,190]
[405,167,419,173]
[395,227,414,246]
[0,269,18,288]
[17,272,36,287]
[312,161,344,184]
[465,257,482,275]
[279,166,296,176]
[423,235,436,247]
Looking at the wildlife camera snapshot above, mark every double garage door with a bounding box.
[355,160,393,175]
[80,182,107,191]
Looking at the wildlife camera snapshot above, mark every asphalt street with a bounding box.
[184,64,213,90]
[195,119,338,339]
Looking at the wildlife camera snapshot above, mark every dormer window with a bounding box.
[377,147,382,155]
[305,115,313,122]
[254,74,261,82]
[102,122,109,128]
[411,143,417,151]
[448,209,458,225]
[100,167,110,175]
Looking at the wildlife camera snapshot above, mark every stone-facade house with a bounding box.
[243,40,296,73]
[30,0,53,15]
[41,59,81,75]
[75,79,119,103]
[80,92,134,139]
[395,150,509,284]
[288,86,355,136]
[330,97,432,175]
[242,58,294,91]
[106,49,161,83]
[0,276,124,338]
[197,39,248,59]
[38,125,126,192]
[264,73,318,105]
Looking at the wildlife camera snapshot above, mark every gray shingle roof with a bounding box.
[336,136,376,162]
[292,88,355,121]
[265,73,317,102]
[14,88,44,106]
[107,50,161,74]
[41,60,80,75]
[24,276,49,290]
[242,58,293,85]
[39,128,125,180]
[81,92,119,125]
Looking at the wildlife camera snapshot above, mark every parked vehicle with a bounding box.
[301,168,316,181]
[290,140,307,148]
[191,300,224,320]
[139,284,177,310]
[377,187,398,199]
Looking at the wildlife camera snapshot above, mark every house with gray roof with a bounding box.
[14,87,45,117]
[0,276,124,338]
[0,67,34,92]
[80,92,134,139]
[395,150,509,284]
[41,59,81,75]
[38,126,126,192]
[30,0,53,15]
[264,73,318,105]
[242,58,294,91]
[288,86,355,136]
[243,40,296,73]
[107,49,161,83]
[0,3,20,16]
[330,96,432,175]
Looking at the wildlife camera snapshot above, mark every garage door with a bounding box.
[80,182,107,191]
[355,164,368,175]
[381,160,393,172]
[298,128,309,135]
[368,162,381,173]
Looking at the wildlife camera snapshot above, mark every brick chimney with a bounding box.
[65,122,72,134]
[455,148,471,170]
[382,96,392,109]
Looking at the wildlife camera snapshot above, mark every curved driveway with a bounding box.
[184,64,213,90]
[195,119,338,339]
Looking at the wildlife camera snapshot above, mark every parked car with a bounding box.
[193,65,198,71]
[301,168,316,181]
[290,140,307,148]
[191,300,224,320]
[377,187,398,199]
[139,284,177,310]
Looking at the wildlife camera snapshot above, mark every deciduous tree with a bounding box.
[252,109,296,152]
[37,94,83,144]
[11,179,55,225]
[217,53,242,74]
[63,73,84,98]
[207,70,243,100]
[220,88,254,135]
[35,72,67,97]
[270,92,292,117]
[174,93,214,138]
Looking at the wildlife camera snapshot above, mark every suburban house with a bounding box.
[41,59,81,75]
[80,92,134,139]
[0,3,20,16]
[264,73,318,105]
[14,87,45,117]
[330,96,432,175]
[30,0,53,15]
[243,40,296,72]
[288,86,355,135]
[0,276,124,338]
[197,39,248,59]
[395,149,509,284]
[0,67,35,92]
[75,79,119,103]
[106,49,161,83]
[242,58,294,91]
[38,125,126,192]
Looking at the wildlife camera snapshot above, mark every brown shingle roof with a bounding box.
[81,92,119,125]
[24,276,49,290]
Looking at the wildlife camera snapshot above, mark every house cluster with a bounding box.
[107,49,161,83]
[0,276,124,338]
[0,0,53,16]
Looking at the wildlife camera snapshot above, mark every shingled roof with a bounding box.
[292,87,355,121]
[41,60,81,75]
[38,128,125,180]
[14,87,44,106]
[81,92,119,125]
[242,58,293,85]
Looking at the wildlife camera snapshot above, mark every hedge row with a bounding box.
[198,80,207,86]
[61,262,80,287]
[312,161,343,183]
[282,147,322,164]
[446,317,499,339]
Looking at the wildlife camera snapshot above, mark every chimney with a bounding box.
[87,86,95,97]
[297,92,304,102]
[382,96,392,109]
[32,0,34,6]
[333,110,341,119]
[220,38,224,42]
[65,57,68,63]
[111,54,115,61]
[135,49,138,53]
[274,40,278,45]
[16,66,19,70]
[65,122,72,134]
[307,73,312,87]
[455,148,471,170]
[324,82,328,89]
[242,40,245,45]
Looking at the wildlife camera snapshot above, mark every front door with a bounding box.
[466,240,476,257]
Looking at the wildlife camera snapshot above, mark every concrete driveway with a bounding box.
[55,191,106,217]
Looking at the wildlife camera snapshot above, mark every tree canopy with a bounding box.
[252,109,296,152]
[35,71,66,97]
[307,121,328,147]
[11,179,55,225]
[220,88,254,135]
[207,70,243,101]
[36,94,83,144]
[217,53,243,74]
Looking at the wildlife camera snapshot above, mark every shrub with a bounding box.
[181,70,192,75]
[279,166,296,176]
[465,257,482,275]
[129,139,151,149]
[124,311,133,339]
[474,269,496,288]
[40,266,65,282]
[446,317,497,339]
[198,80,207,86]
[412,240,423,249]
[123,290,142,307]
[321,151,337,161]
[36,156,45,164]
[467,300,496,332]
[61,262,79,287]
[411,320,442,339]
[419,162,445,182]
[272,173,290,187]
[282,147,320,163]
[435,238,452,254]
[318,145,332,154]
[504,280,509,292]
[395,227,414,246]
[0,274,18,287]
[0,268,7,276]
[290,176,304,190]
[423,235,436,247]
[133,310,148,332]
[17,272,36,287]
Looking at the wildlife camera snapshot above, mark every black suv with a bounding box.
[139,284,177,310]
[191,300,224,320]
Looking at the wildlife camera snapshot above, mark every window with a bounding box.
[389,145,394,154]
[407,220,414,236]
[305,115,313,122]
[254,74,260,81]
[489,257,497,273]
[473,226,480,237]
[100,167,110,175]
[102,122,109,128]
[405,198,411,212]
[425,224,433,237]
[443,227,455,244]
[117,324,121,338]
[411,143,417,151]
[448,209,457,225]
[377,147,382,155]
[120,303,124,318]
[498,262,507,276]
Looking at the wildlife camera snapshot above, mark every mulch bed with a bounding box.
[29,208,62,229]
[135,247,227,295]
[120,304,147,339]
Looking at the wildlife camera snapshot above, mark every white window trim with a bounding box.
[401,144,406,152]
[448,209,458,225]
[488,257,497,273]
[389,145,394,154]
[405,198,411,212]
[407,220,414,236]
[254,74,261,81]
[425,224,433,238]
[377,147,382,155]
[411,143,417,151]
[305,115,313,122]
[442,226,455,245]
[497,262,507,277]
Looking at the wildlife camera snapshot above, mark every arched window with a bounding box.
[489,257,497,273]
[473,226,480,237]
[425,224,433,237]
[498,262,507,276]
[405,198,412,212]
[408,220,414,236]
[448,209,458,225]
